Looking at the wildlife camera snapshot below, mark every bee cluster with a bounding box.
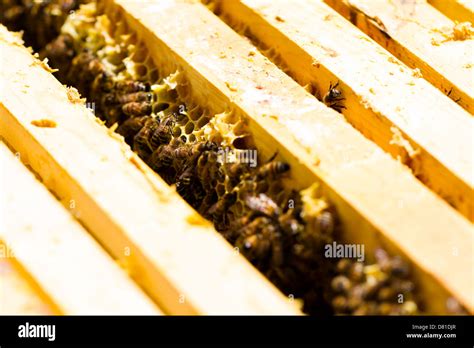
[0,0,84,49]
[331,249,418,315]
[0,0,426,315]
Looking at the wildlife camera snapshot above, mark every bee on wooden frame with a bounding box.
[323,81,346,113]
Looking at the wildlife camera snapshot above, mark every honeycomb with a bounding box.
[0,0,434,315]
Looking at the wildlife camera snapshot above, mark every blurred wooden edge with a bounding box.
[0,140,162,314]
[428,0,474,24]
[0,240,59,315]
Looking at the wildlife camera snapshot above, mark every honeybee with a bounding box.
[390,279,414,294]
[122,101,152,117]
[377,286,396,302]
[117,91,152,104]
[149,144,174,173]
[278,209,304,235]
[116,80,150,93]
[244,193,281,218]
[149,116,174,149]
[105,107,125,127]
[336,259,352,274]
[133,131,152,160]
[236,217,284,268]
[1,2,25,30]
[348,262,364,282]
[226,213,254,240]
[317,210,335,235]
[174,141,219,190]
[331,296,349,313]
[67,51,94,93]
[87,57,106,77]
[69,51,108,98]
[331,275,352,294]
[269,230,284,267]
[374,248,391,273]
[176,165,195,193]
[238,233,271,266]
[224,162,250,187]
[71,50,94,70]
[101,92,117,107]
[236,215,271,241]
[190,183,207,209]
[173,145,192,163]
[150,123,172,149]
[388,256,410,278]
[94,73,116,95]
[117,115,150,144]
[190,140,218,157]
[198,190,218,217]
[147,138,182,176]
[18,0,80,49]
[208,191,237,231]
[347,284,366,304]
[362,279,384,299]
[59,0,80,12]
[133,118,158,159]
[41,34,75,79]
[196,154,220,192]
[256,161,290,180]
[323,81,346,113]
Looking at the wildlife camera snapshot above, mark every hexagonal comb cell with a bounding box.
[0,0,433,316]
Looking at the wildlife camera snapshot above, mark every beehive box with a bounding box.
[0,0,472,316]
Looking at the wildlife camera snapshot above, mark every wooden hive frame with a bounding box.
[0,0,472,315]
[325,0,474,114]
[0,141,161,315]
[208,0,473,222]
[428,0,474,24]
[0,240,59,315]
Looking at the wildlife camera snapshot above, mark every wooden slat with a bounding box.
[428,0,474,24]
[326,0,474,114]
[0,25,298,315]
[108,0,473,313]
[0,141,162,314]
[210,0,474,222]
[0,242,59,315]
